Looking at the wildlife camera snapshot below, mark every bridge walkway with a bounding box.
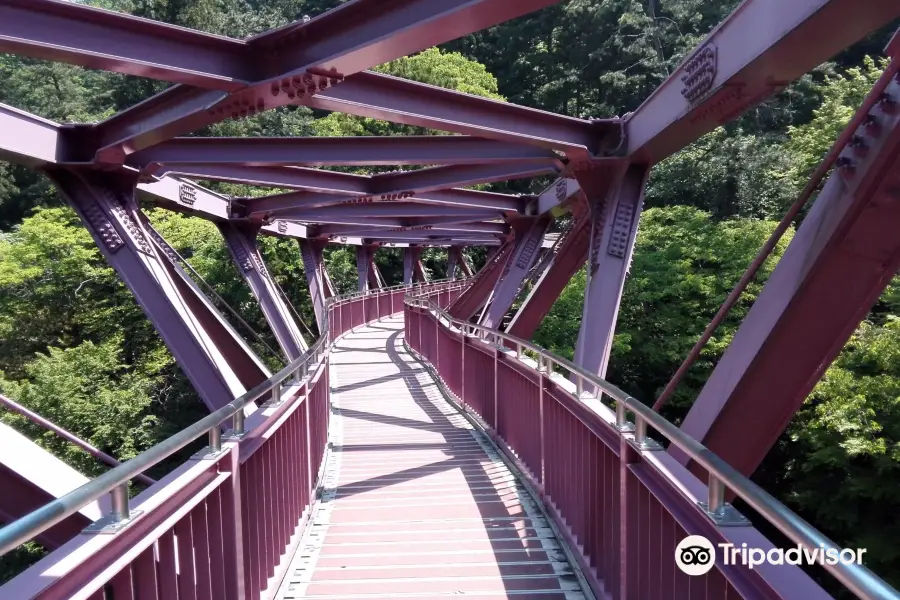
[277,315,588,600]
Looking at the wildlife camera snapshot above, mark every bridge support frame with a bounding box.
[480,216,551,328]
[356,245,376,292]
[403,246,422,284]
[298,238,332,333]
[573,165,648,382]
[48,169,269,412]
[674,67,900,477]
[219,222,307,360]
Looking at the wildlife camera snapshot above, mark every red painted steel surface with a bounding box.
[1,356,330,600]
[447,241,515,320]
[676,60,900,479]
[278,316,587,599]
[407,302,833,600]
[507,204,590,340]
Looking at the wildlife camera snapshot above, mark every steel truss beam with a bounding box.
[48,169,270,412]
[507,200,591,339]
[675,64,900,478]
[480,216,552,328]
[573,165,648,384]
[0,104,62,167]
[273,202,503,222]
[0,422,108,551]
[297,238,331,332]
[460,251,475,278]
[0,0,252,90]
[369,237,500,246]
[34,0,573,162]
[313,218,507,237]
[308,71,616,160]
[446,246,462,280]
[218,223,307,360]
[447,241,515,320]
[322,225,506,239]
[368,260,386,289]
[128,136,557,169]
[165,162,556,211]
[626,0,900,162]
[356,245,377,292]
[403,247,422,285]
[244,187,525,217]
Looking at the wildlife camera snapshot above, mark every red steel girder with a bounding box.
[271,202,503,223]
[374,237,500,246]
[127,136,558,170]
[71,0,573,162]
[0,103,62,167]
[316,220,508,236]
[507,204,591,339]
[626,0,900,163]
[336,227,504,239]
[242,187,526,217]
[674,62,900,478]
[0,0,252,90]
[158,161,558,198]
[307,71,615,160]
[447,241,515,320]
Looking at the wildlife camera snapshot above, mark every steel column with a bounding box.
[218,223,307,360]
[480,216,552,328]
[48,170,269,412]
[446,247,461,279]
[356,245,376,292]
[507,200,591,339]
[573,165,648,382]
[674,69,900,477]
[459,251,474,278]
[446,241,515,320]
[403,247,421,285]
[298,238,330,332]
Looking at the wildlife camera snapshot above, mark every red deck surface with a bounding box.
[277,316,587,599]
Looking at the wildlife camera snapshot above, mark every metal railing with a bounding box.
[0,333,329,557]
[406,293,900,600]
[325,276,466,307]
[0,278,463,559]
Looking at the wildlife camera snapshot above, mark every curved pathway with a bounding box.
[278,315,588,600]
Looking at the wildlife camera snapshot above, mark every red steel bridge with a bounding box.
[1,0,900,598]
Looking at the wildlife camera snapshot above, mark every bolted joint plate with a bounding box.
[83,510,144,535]
[190,445,228,461]
[698,501,751,527]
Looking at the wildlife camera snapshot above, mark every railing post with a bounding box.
[460,332,466,409]
[537,354,546,487]
[84,482,142,533]
[435,307,440,371]
[493,343,499,431]
[221,445,246,600]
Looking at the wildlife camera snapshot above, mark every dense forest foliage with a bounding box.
[1,0,899,591]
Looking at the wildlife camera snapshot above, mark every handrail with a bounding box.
[0,279,461,558]
[406,293,900,600]
[325,276,466,306]
[0,394,156,486]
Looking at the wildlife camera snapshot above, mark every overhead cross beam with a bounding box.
[306,72,617,161]
[626,0,900,163]
[16,0,574,163]
[242,187,526,217]
[257,201,503,222]
[0,0,253,90]
[162,162,558,209]
[128,136,558,169]
[674,57,900,479]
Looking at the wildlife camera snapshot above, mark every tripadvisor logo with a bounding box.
[675,535,866,576]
